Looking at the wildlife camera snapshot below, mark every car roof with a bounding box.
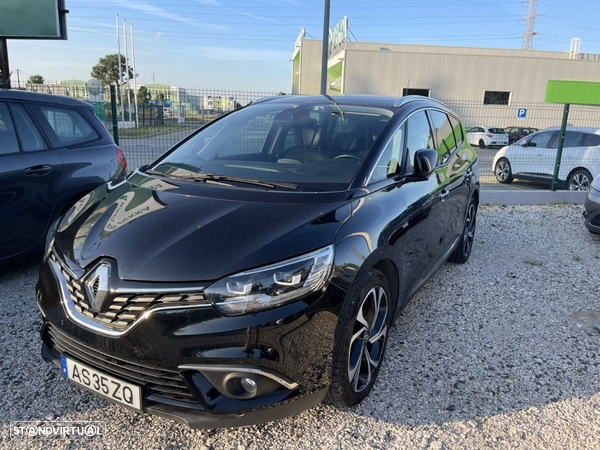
[542,126,600,135]
[254,94,450,110]
[0,89,93,108]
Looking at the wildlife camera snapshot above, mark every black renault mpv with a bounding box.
[37,95,479,428]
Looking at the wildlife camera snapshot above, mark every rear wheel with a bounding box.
[478,139,486,149]
[328,269,393,407]
[495,158,513,184]
[567,169,592,191]
[449,196,478,264]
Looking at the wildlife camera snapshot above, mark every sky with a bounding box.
[7,0,600,92]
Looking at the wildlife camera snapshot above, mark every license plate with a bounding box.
[61,355,142,410]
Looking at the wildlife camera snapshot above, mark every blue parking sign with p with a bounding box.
[517,108,527,119]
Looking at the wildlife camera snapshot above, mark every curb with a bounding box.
[480,190,587,205]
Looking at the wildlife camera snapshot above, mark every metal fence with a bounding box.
[21,83,600,191]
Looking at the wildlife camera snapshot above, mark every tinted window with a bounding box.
[371,124,404,183]
[528,132,554,148]
[563,131,584,148]
[489,128,505,134]
[405,111,434,172]
[11,104,46,152]
[449,116,463,145]
[38,106,97,145]
[584,133,600,147]
[0,102,19,154]
[483,91,510,105]
[153,103,394,191]
[429,111,455,163]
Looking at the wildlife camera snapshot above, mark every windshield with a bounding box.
[151,102,394,191]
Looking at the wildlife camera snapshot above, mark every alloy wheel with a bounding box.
[463,203,477,255]
[569,173,590,191]
[347,286,388,393]
[496,160,510,181]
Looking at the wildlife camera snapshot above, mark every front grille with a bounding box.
[45,324,198,404]
[50,252,209,332]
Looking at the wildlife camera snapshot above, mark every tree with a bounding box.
[137,86,151,105]
[28,74,44,84]
[155,92,165,102]
[91,54,133,86]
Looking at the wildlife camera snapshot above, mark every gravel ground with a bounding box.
[1,204,599,450]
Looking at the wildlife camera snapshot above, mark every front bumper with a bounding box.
[37,253,346,428]
[583,188,600,234]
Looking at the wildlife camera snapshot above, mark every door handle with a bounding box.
[23,165,52,176]
[439,190,450,201]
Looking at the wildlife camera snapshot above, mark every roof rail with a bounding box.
[392,95,448,109]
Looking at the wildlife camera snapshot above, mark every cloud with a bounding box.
[123,1,197,25]
[236,11,279,23]
[192,46,290,65]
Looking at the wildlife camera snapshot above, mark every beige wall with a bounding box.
[343,48,600,103]
[295,39,322,96]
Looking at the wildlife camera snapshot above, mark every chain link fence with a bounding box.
[22,83,600,191]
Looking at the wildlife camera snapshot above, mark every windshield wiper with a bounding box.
[172,172,300,191]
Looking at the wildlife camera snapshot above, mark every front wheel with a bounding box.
[328,269,393,407]
[495,158,513,184]
[448,196,478,264]
[478,139,486,149]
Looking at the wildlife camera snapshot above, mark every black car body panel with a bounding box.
[37,95,479,428]
[583,181,600,233]
[0,90,124,262]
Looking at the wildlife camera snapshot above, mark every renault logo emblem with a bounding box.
[84,263,111,312]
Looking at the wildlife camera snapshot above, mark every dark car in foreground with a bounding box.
[0,90,126,263]
[584,172,600,233]
[37,95,479,428]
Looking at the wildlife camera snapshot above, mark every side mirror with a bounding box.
[413,149,438,178]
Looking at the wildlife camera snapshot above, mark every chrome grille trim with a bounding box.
[49,251,212,337]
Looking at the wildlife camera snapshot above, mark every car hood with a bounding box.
[53,173,353,282]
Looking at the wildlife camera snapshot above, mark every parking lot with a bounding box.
[1,204,599,449]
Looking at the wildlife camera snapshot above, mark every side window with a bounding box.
[528,132,554,149]
[0,102,20,154]
[405,111,434,173]
[37,106,98,145]
[584,133,600,147]
[563,131,584,148]
[371,124,404,183]
[11,104,46,152]
[429,111,456,164]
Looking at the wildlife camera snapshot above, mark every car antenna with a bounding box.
[323,94,345,121]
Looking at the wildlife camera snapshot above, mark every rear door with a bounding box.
[428,110,471,248]
[0,101,63,260]
[559,131,586,179]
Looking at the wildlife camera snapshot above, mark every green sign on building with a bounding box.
[546,80,600,106]
[0,0,67,39]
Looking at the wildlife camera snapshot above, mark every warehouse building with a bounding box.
[292,21,600,128]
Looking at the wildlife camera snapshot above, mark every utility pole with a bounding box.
[16,69,20,89]
[116,14,124,121]
[152,71,156,85]
[522,0,539,50]
[130,22,139,127]
[320,0,331,95]
[123,19,132,122]
[0,38,11,89]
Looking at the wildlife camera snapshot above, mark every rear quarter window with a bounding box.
[34,105,99,146]
[584,133,600,147]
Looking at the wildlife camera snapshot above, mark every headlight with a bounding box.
[205,245,334,316]
[44,220,59,261]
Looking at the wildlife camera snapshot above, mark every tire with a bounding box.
[567,168,593,191]
[328,268,394,407]
[448,196,478,264]
[510,138,517,144]
[478,139,486,149]
[495,158,513,184]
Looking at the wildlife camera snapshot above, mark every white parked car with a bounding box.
[492,127,600,190]
[466,126,509,148]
